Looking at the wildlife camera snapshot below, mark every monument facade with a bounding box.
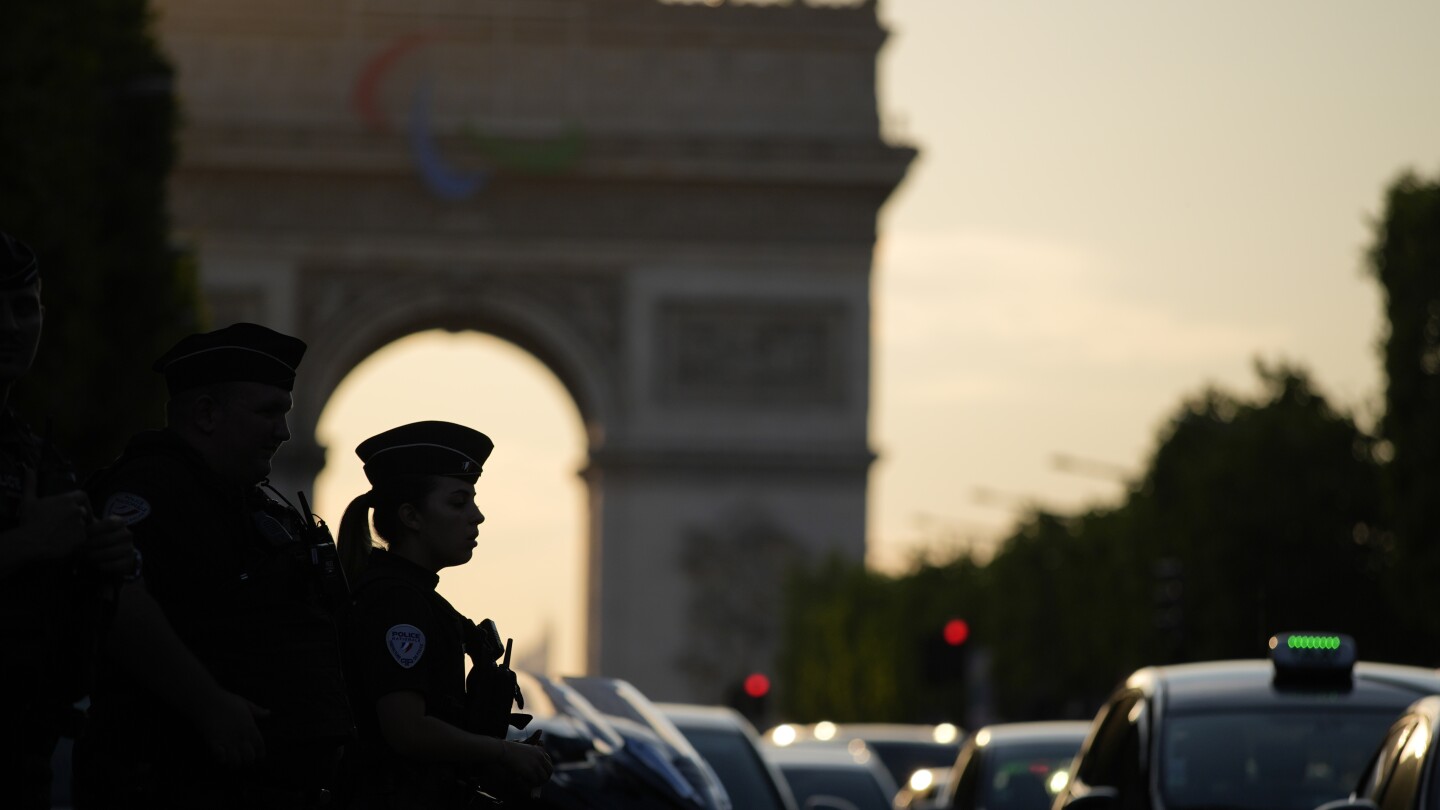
[155,0,913,701]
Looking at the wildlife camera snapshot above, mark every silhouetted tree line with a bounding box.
[1,0,200,476]
[779,169,1440,726]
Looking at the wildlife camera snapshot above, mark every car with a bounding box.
[512,670,721,808]
[931,721,1089,810]
[1054,632,1440,810]
[892,768,950,810]
[767,721,964,793]
[1316,694,1440,810]
[564,676,732,810]
[765,740,901,810]
[659,702,800,810]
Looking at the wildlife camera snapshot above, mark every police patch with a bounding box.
[104,493,151,526]
[387,624,426,668]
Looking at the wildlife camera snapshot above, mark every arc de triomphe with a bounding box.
[156,0,913,702]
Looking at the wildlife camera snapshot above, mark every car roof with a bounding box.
[1128,659,1440,713]
[762,721,963,749]
[824,723,960,741]
[766,722,960,741]
[766,744,878,767]
[969,721,1092,747]
[657,702,759,733]
[1410,694,1440,722]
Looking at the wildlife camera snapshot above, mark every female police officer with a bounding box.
[337,420,552,808]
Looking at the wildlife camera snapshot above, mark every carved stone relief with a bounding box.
[296,263,623,381]
[656,298,848,407]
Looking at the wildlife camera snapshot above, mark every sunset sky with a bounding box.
[313,0,1440,676]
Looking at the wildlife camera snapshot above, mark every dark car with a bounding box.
[564,676,731,810]
[660,702,800,810]
[1316,694,1440,810]
[767,722,964,793]
[932,721,1088,810]
[511,670,720,808]
[1055,632,1440,810]
[764,742,901,810]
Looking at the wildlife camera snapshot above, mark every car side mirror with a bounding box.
[1313,800,1378,810]
[1062,787,1119,810]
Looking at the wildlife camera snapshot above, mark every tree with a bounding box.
[0,0,200,475]
[1369,170,1440,643]
[982,507,1150,720]
[1128,364,1393,663]
[777,363,1400,724]
[778,552,987,724]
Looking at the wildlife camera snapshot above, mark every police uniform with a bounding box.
[0,232,109,808]
[0,409,101,807]
[343,422,498,809]
[78,324,352,809]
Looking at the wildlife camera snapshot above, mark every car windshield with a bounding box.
[682,727,788,810]
[781,766,893,810]
[864,740,960,788]
[1160,710,1398,810]
[980,740,1082,809]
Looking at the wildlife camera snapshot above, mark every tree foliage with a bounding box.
[778,553,987,723]
[779,364,1399,725]
[1369,170,1440,640]
[0,0,200,474]
[1131,365,1391,660]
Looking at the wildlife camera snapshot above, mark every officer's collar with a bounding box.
[129,429,258,498]
[369,547,440,589]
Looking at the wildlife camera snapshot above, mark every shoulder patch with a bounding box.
[387,624,426,669]
[104,493,152,526]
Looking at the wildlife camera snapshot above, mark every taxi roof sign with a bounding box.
[1269,631,1356,685]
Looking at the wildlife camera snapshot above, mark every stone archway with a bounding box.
[157,0,912,701]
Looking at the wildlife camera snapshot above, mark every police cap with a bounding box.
[357,421,494,487]
[154,322,306,395]
[0,231,39,289]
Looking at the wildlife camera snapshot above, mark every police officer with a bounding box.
[0,231,138,809]
[337,421,552,808]
[79,323,353,808]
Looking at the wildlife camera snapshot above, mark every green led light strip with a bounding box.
[1287,635,1341,650]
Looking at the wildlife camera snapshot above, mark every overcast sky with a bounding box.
[314,0,1440,676]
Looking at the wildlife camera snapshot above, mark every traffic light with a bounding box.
[923,618,969,683]
[1152,558,1185,632]
[943,618,970,646]
[727,672,771,725]
[1153,557,1185,661]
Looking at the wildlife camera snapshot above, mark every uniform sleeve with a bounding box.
[89,456,221,610]
[355,585,445,702]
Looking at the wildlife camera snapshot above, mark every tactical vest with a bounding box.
[90,432,354,754]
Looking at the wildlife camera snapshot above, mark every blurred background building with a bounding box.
[155,0,912,701]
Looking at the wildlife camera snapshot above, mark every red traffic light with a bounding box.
[743,672,771,698]
[943,619,970,647]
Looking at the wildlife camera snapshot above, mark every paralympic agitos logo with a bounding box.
[352,33,585,201]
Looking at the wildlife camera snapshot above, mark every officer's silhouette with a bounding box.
[336,421,552,808]
[78,323,352,809]
[0,231,135,809]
